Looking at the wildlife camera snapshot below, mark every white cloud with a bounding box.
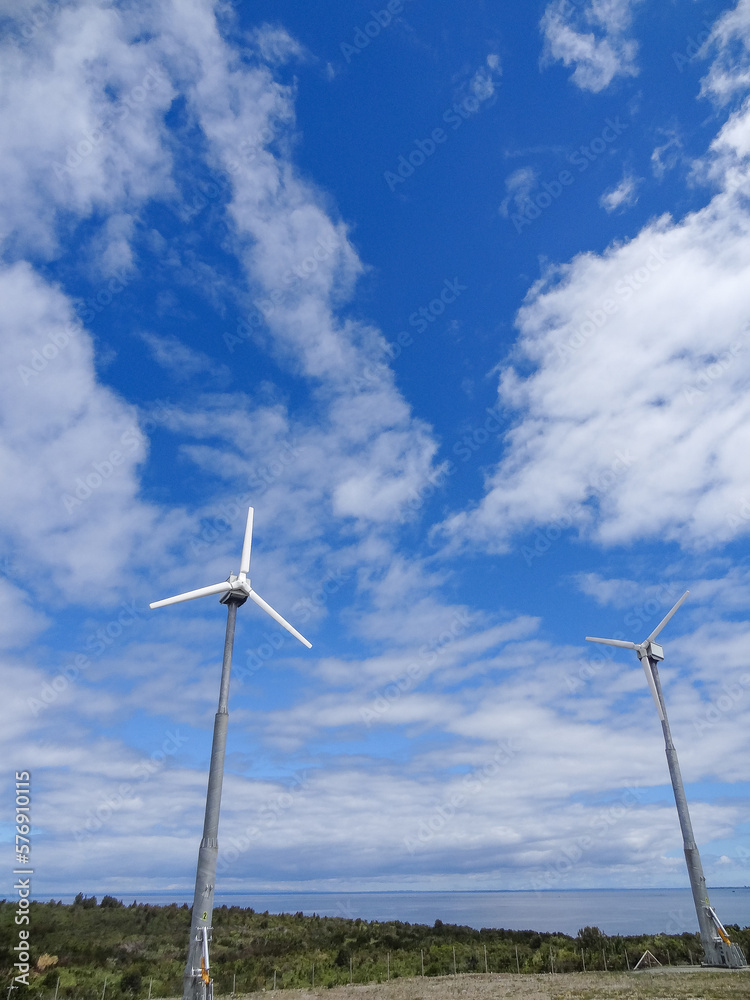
[599,171,641,212]
[25,588,747,892]
[138,330,231,384]
[651,129,682,179]
[540,0,642,93]
[0,578,50,649]
[130,4,445,526]
[441,25,750,555]
[499,166,538,218]
[470,53,502,101]
[88,212,138,279]
[0,0,444,606]
[0,260,163,599]
[249,23,306,65]
[3,0,748,900]
[701,0,750,103]
[0,2,175,256]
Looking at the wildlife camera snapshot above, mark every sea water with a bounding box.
[44,888,750,936]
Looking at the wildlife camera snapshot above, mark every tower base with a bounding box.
[701,940,747,969]
[183,975,213,1000]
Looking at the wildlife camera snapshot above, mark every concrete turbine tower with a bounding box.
[151,507,312,1000]
[586,591,745,968]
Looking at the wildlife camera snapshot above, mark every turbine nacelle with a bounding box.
[150,507,312,649]
[585,590,689,721]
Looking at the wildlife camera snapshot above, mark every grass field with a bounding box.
[215,970,750,1000]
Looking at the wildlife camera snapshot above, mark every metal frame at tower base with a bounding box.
[183,592,246,1000]
[649,658,746,969]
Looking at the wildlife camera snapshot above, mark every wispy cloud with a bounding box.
[3,0,750,900]
[599,171,641,212]
[651,129,683,179]
[499,166,539,218]
[540,0,644,92]
[442,20,750,553]
[138,331,231,384]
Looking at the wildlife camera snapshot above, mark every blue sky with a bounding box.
[3,0,750,901]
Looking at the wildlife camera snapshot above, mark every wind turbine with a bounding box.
[586,591,745,968]
[150,507,312,1000]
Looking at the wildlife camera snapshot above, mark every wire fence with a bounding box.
[23,939,709,1000]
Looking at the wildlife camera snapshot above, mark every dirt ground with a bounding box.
[217,969,750,1000]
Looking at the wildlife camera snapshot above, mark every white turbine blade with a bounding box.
[640,656,666,721]
[150,581,233,609]
[244,585,312,648]
[239,507,254,576]
[646,590,689,642]
[585,636,638,649]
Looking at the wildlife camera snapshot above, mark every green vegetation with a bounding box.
[2,897,748,998]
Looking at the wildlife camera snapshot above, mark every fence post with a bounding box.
[453,946,457,977]
[421,949,424,977]
[515,945,520,974]
[484,944,488,974]
[581,949,586,972]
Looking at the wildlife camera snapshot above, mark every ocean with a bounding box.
[43,888,750,937]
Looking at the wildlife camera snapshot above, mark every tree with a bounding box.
[577,926,605,948]
[120,972,142,996]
